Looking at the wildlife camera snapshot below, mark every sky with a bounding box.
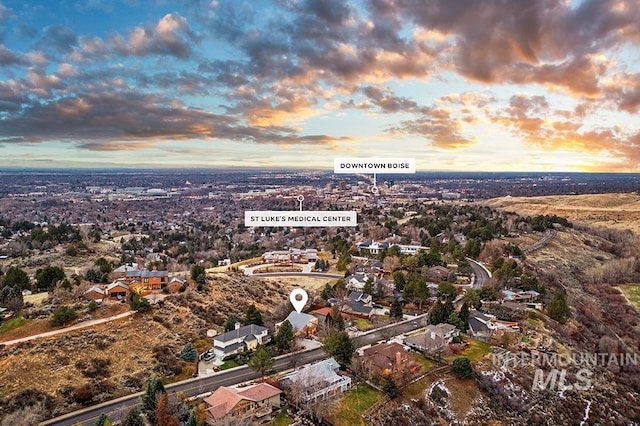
[0,0,639,172]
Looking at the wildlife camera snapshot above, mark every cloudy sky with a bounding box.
[0,0,639,171]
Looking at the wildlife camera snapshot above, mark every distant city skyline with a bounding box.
[1,1,639,172]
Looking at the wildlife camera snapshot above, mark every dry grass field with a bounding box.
[485,192,640,234]
[0,273,294,418]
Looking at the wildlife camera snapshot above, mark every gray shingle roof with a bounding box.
[215,324,268,343]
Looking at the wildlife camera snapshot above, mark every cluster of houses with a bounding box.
[357,240,428,255]
[261,248,318,264]
[82,263,187,303]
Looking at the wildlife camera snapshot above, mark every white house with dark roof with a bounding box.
[357,240,391,255]
[213,324,270,360]
[280,357,351,403]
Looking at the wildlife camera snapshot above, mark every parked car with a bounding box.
[201,351,215,362]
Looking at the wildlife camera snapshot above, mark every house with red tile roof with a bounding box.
[203,382,282,425]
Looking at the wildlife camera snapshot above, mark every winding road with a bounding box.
[466,257,492,289]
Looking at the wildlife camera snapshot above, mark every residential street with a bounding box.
[41,314,428,426]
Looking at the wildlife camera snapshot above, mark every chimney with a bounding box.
[234,322,241,330]
[395,351,402,366]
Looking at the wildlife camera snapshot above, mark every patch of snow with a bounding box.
[579,400,592,426]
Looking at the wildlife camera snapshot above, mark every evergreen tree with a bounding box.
[447,312,464,330]
[248,345,274,379]
[547,292,571,323]
[322,330,354,366]
[130,292,151,312]
[390,298,403,319]
[452,357,474,378]
[459,302,470,331]
[95,413,110,426]
[244,304,264,326]
[336,248,352,271]
[142,376,165,421]
[180,342,197,362]
[190,265,206,285]
[328,305,345,330]
[437,282,456,301]
[122,407,144,426]
[392,271,406,292]
[50,306,78,326]
[2,266,29,290]
[363,277,374,296]
[275,319,295,351]
[224,315,238,332]
[321,283,335,301]
[381,377,400,398]
[35,266,66,291]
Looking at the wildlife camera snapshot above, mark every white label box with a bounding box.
[245,211,357,227]
[334,157,416,174]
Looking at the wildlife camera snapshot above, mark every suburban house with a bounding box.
[361,342,418,380]
[341,291,373,318]
[309,307,350,328]
[126,270,169,294]
[280,357,352,403]
[426,266,450,282]
[105,281,130,301]
[83,285,105,302]
[501,289,542,310]
[166,276,186,293]
[395,244,428,255]
[213,324,270,360]
[276,311,318,337]
[468,310,519,342]
[262,248,318,264]
[345,272,370,291]
[357,240,391,255]
[501,289,540,302]
[203,383,282,425]
[403,324,460,355]
[112,262,143,279]
[357,241,427,255]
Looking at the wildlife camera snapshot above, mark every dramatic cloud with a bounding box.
[389,107,476,149]
[1,1,640,170]
[0,89,350,149]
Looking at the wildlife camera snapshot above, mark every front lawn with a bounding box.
[414,353,436,371]
[329,384,383,426]
[446,338,491,363]
[221,359,241,370]
[354,318,374,331]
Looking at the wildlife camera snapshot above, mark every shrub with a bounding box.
[451,357,474,378]
[50,306,78,326]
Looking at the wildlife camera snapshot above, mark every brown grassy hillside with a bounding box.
[485,192,640,234]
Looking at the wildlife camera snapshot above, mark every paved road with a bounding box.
[523,229,557,253]
[249,272,343,279]
[467,257,491,289]
[0,311,135,346]
[41,315,427,426]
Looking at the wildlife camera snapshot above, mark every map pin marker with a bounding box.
[289,288,308,314]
